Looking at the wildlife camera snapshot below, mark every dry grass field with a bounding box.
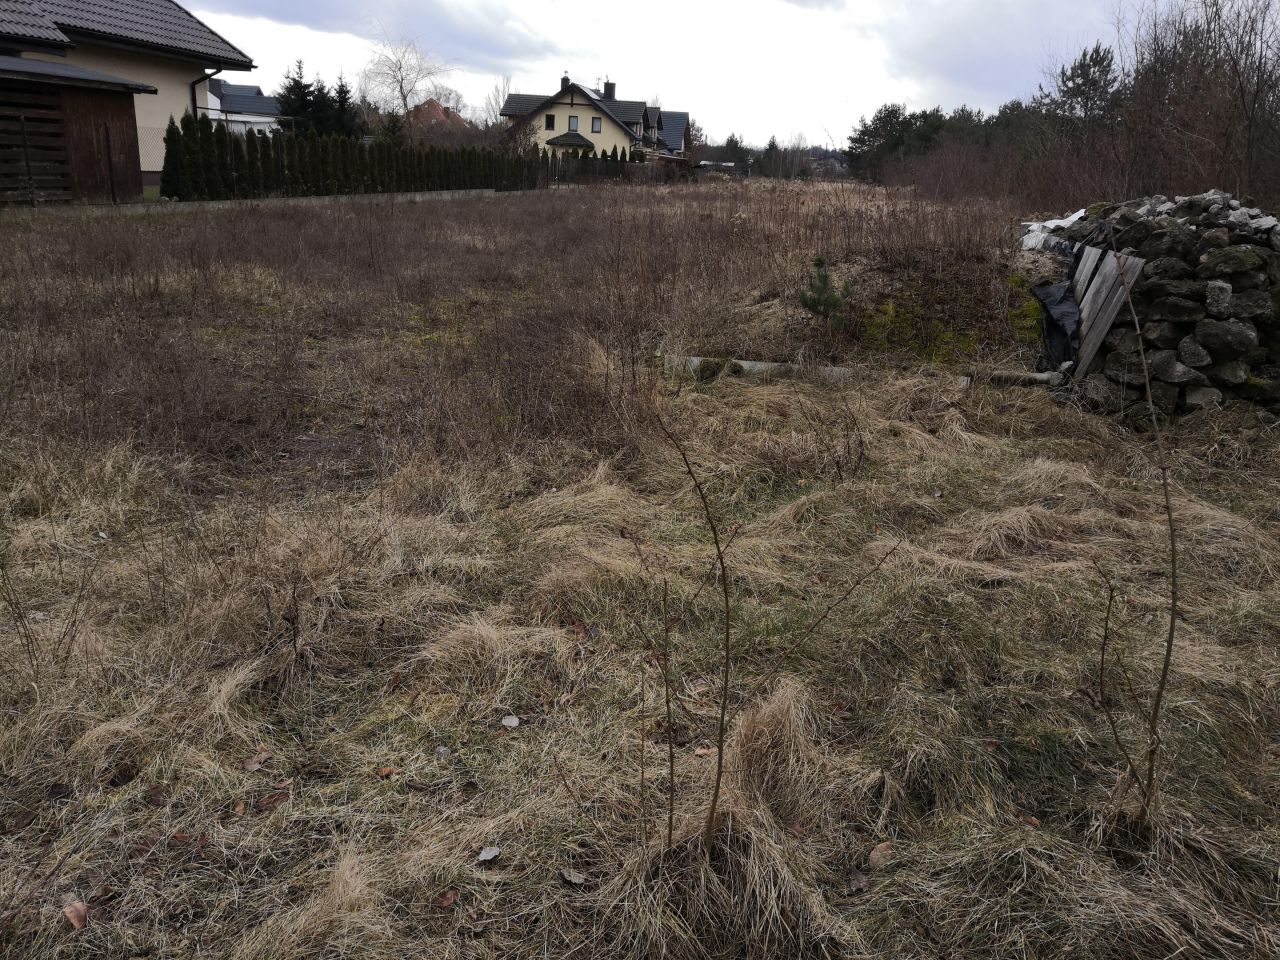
[2,182,1279,959]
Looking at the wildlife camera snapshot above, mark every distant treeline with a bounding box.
[845,0,1280,210]
[160,114,546,201]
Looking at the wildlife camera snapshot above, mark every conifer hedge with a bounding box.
[158,116,556,201]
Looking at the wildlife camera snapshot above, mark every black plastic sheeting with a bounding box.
[1032,279,1081,372]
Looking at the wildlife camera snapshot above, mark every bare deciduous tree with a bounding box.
[482,75,513,129]
[360,35,448,117]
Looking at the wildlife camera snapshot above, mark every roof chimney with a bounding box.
[560,73,570,91]
[603,80,616,100]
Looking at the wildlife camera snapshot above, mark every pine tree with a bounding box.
[276,61,315,133]
[333,75,358,137]
[610,144,618,161]
[619,146,628,163]
[160,117,186,199]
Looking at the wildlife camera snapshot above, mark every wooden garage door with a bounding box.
[0,83,71,205]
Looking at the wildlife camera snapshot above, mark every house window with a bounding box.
[591,116,602,133]
[545,114,555,130]
[568,115,578,131]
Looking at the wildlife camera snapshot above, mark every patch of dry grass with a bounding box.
[2,183,1279,959]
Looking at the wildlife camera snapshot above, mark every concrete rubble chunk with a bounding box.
[1198,245,1265,277]
[1195,319,1259,360]
[1150,350,1209,385]
[1230,288,1275,321]
[1141,321,1185,349]
[1205,279,1233,317]
[1206,359,1250,386]
[1104,350,1147,386]
[1184,386,1224,410]
[1177,336,1213,368]
[1146,296,1205,323]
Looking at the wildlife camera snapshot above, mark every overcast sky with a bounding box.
[193,0,1120,146]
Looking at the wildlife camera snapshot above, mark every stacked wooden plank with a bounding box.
[0,86,71,205]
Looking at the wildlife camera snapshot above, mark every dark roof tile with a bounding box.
[0,0,67,44]
[499,92,547,116]
[659,110,688,151]
[2,0,252,67]
[208,76,277,115]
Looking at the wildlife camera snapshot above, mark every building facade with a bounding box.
[500,76,690,159]
[0,0,254,185]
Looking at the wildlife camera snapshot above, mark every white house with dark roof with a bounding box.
[500,75,691,159]
[206,77,279,135]
[0,0,254,183]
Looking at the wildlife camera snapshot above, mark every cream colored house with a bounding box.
[500,76,690,159]
[0,0,254,183]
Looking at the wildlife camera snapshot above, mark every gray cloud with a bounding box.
[874,0,1115,111]
[199,0,561,74]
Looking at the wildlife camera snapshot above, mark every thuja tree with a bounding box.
[160,117,185,199]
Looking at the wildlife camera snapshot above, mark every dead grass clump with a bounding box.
[601,680,859,960]
[404,611,578,720]
[856,820,1263,959]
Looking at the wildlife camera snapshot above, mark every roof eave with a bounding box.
[0,65,157,94]
[60,28,253,70]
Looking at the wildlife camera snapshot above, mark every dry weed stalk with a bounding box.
[1106,234,1181,821]
[658,416,733,855]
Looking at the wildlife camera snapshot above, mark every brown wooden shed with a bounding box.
[0,54,155,205]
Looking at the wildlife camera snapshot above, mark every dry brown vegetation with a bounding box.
[2,182,1279,958]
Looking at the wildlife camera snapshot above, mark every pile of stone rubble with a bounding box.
[1044,189,1280,414]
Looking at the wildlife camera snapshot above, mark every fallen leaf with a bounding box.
[145,783,168,807]
[500,715,520,729]
[1017,811,1041,827]
[256,788,290,812]
[477,845,501,863]
[385,670,402,693]
[434,889,459,908]
[849,869,871,893]
[242,749,272,772]
[376,766,402,779]
[694,746,715,757]
[231,799,247,816]
[560,868,587,886]
[868,840,894,872]
[63,901,88,930]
